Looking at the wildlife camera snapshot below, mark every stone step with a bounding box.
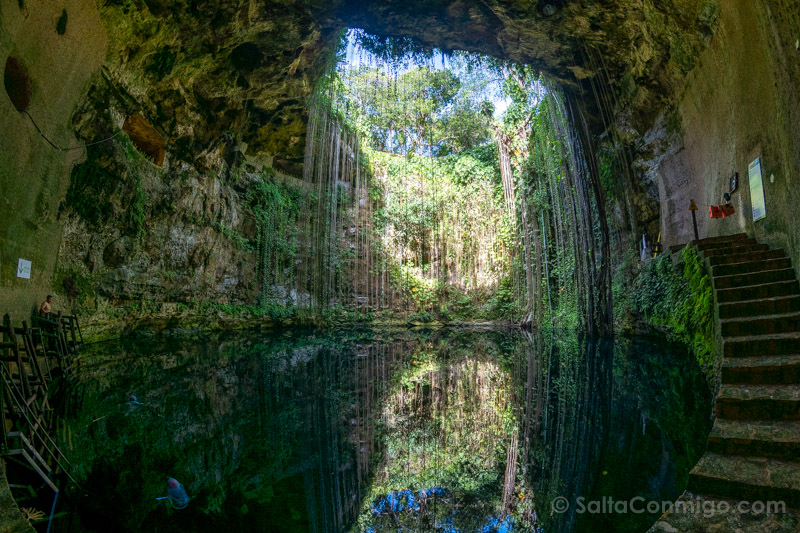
[697,237,758,252]
[722,355,800,385]
[716,384,800,421]
[713,257,792,278]
[696,233,749,246]
[670,234,750,254]
[669,244,685,255]
[709,249,787,267]
[716,280,800,304]
[721,312,800,337]
[714,268,797,290]
[688,452,800,508]
[719,295,800,320]
[697,233,800,508]
[724,332,800,358]
[702,243,770,258]
[707,419,800,462]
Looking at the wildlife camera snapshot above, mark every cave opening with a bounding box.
[265,28,612,332]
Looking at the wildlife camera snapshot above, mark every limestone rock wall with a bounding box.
[5,0,795,337]
[642,0,800,266]
[1,0,319,335]
[0,0,106,321]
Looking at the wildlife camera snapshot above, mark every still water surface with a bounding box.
[60,328,711,532]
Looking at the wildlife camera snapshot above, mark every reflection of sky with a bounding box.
[367,488,535,532]
[341,29,511,119]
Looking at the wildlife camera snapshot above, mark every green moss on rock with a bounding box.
[615,244,718,380]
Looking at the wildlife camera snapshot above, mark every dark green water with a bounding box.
[57,328,711,532]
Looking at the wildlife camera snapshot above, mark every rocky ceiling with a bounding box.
[77,0,719,173]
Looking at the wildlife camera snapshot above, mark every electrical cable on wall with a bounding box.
[22,109,124,152]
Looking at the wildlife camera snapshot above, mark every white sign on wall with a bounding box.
[16,258,32,279]
[749,157,767,221]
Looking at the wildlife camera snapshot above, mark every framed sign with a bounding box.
[749,157,766,221]
[17,258,31,279]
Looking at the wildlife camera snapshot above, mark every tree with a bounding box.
[491,64,541,322]
[339,65,493,156]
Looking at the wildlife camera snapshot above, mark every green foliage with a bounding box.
[332,56,495,156]
[367,148,510,318]
[148,46,177,80]
[56,9,68,35]
[127,177,147,240]
[408,311,434,323]
[195,301,298,322]
[515,86,591,330]
[245,175,303,307]
[303,35,543,322]
[306,35,613,326]
[213,222,251,250]
[499,64,538,131]
[489,277,517,318]
[349,29,434,64]
[67,141,154,237]
[53,268,98,315]
[666,110,682,136]
[667,109,683,136]
[625,245,718,377]
[597,147,621,199]
[682,246,717,369]
[439,144,501,186]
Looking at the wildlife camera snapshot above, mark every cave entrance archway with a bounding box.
[290,30,613,331]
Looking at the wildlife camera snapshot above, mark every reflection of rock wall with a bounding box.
[66,331,416,532]
[525,336,712,532]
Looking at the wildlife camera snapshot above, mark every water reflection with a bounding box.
[60,328,710,532]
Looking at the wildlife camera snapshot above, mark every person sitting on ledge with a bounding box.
[39,295,53,318]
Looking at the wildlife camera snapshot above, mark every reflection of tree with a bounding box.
[358,333,531,532]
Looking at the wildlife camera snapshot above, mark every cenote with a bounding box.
[4,2,800,532]
[55,328,710,532]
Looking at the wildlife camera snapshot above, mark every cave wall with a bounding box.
[0,1,265,333]
[646,0,800,265]
[1,0,329,336]
[5,0,789,335]
[0,0,106,320]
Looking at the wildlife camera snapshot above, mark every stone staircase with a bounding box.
[686,233,800,508]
